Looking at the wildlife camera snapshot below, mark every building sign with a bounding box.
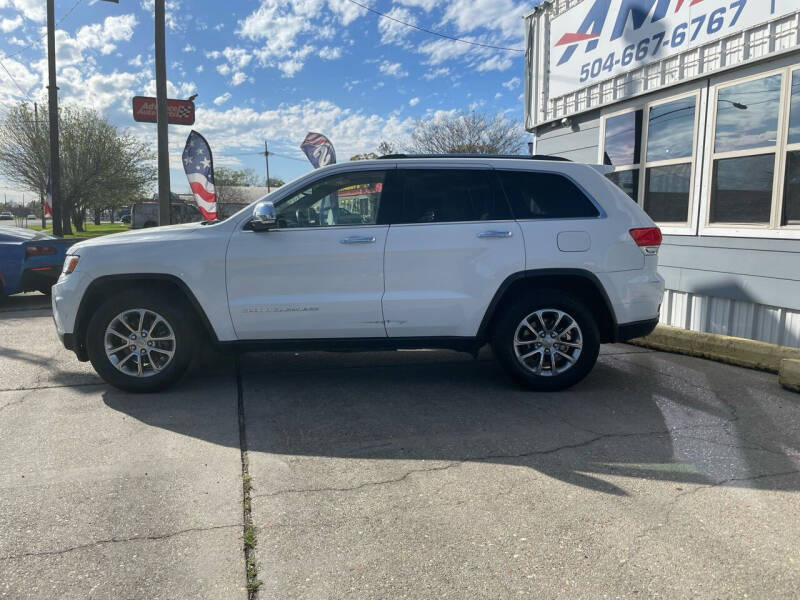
[549,0,798,99]
[132,96,195,125]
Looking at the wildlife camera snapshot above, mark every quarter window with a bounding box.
[395,170,510,224]
[497,170,599,219]
[276,171,386,228]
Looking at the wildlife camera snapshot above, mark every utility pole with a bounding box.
[46,0,62,236]
[264,140,271,190]
[155,0,170,226]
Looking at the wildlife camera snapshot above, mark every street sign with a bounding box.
[131,96,195,125]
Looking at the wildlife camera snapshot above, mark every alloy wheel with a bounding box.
[513,308,583,377]
[104,308,176,378]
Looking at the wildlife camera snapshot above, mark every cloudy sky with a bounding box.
[0,0,540,200]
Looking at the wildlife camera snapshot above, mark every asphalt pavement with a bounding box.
[1,292,799,599]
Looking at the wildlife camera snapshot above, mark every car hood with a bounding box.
[68,222,210,253]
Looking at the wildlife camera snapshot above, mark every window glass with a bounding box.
[604,110,642,166]
[606,170,639,202]
[276,171,385,228]
[789,71,800,145]
[784,150,800,225]
[498,170,600,219]
[710,155,774,224]
[647,97,696,162]
[396,170,510,224]
[714,75,782,153]
[644,164,692,223]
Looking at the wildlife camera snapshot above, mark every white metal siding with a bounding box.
[527,1,800,127]
[660,289,800,348]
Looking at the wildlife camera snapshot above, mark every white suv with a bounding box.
[52,156,664,392]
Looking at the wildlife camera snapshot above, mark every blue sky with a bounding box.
[0,0,540,199]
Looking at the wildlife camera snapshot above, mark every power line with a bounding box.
[343,0,524,53]
[0,58,32,101]
[5,0,85,60]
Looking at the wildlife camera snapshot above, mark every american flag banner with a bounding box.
[300,132,336,169]
[44,172,52,217]
[182,130,217,220]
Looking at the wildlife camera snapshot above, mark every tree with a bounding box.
[268,177,285,188]
[215,167,262,188]
[350,152,379,161]
[407,111,524,155]
[377,141,397,156]
[0,103,156,234]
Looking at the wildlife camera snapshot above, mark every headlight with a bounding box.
[63,255,80,275]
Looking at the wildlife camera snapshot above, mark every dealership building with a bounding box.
[525,0,800,347]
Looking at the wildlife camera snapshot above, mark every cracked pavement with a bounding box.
[2,294,800,598]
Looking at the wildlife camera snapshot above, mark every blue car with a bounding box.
[0,227,75,298]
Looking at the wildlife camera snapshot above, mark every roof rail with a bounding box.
[378,153,571,162]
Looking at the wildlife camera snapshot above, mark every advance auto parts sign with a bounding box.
[549,0,798,99]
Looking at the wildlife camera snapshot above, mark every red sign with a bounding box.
[132,96,195,125]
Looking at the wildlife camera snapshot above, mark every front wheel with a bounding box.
[491,291,600,391]
[86,290,196,392]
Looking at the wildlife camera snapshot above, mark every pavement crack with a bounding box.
[0,524,239,561]
[254,462,462,498]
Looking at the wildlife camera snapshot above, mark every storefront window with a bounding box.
[603,110,642,166]
[607,170,639,202]
[784,151,800,225]
[788,71,800,145]
[647,97,696,162]
[714,75,782,153]
[710,154,774,224]
[645,164,692,223]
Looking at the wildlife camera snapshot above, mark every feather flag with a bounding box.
[300,132,336,168]
[182,130,217,220]
[44,172,52,217]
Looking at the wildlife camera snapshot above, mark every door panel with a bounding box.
[383,222,524,337]
[226,226,388,339]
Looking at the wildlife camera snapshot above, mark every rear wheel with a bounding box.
[491,291,600,391]
[86,290,196,392]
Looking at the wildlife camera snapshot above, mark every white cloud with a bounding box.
[378,60,408,78]
[396,0,437,10]
[409,97,420,107]
[196,65,204,73]
[139,0,182,31]
[216,64,231,76]
[378,7,416,45]
[128,54,144,67]
[318,46,342,60]
[231,71,247,86]
[7,0,46,22]
[423,67,450,80]
[214,92,232,106]
[502,76,521,90]
[183,44,196,53]
[0,15,23,33]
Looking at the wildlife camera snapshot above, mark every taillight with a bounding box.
[25,245,57,258]
[629,227,662,255]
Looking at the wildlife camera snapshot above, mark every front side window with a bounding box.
[497,170,599,219]
[395,169,510,224]
[276,171,386,228]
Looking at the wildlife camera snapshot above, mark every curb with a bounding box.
[779,359,800,393]
[629,324,800,375]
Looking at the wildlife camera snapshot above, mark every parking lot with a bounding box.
[2,293,799,599]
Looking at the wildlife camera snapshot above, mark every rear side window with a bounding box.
[393,169,511,224]
[497,170,600,220]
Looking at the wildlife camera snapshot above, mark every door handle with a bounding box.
[477,230,513,238]
[340,236,376,245]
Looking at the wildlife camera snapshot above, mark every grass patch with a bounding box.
[243,523,257,550]
[27,223,130,238]
[246,559,262,593]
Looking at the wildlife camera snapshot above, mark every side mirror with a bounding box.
[250,201,276,231]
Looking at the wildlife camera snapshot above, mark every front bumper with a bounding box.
[615,318,659,342]
[52,271,89,360]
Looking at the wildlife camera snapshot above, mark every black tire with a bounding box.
[491,290,600,391]
[86,289,196,393]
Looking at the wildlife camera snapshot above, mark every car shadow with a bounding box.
[0,292,51,317]
[100,348,800,496]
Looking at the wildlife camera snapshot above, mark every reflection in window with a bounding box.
[710,155,774,224]
[647,97,696,162]
[606,170,639,202]
[789,71,800,145]
[276,171,386,228]
[785,151,800,225]
[714,75,782,153]
[604,110,642,166]
[644,164,691,223]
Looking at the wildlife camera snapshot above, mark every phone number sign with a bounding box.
[548,0,798,99]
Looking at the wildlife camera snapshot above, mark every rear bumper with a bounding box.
[615,318,659,342]
[20,266,59,292]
